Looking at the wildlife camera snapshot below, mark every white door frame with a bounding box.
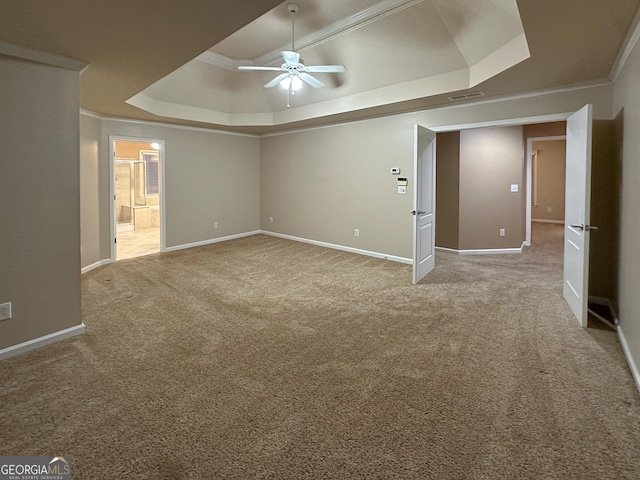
[430,113,572,245]
[525,135,567,246]
[109,135,166,261]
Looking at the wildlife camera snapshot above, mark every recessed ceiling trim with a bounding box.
[468,33,530,86]
[198,0,425,70]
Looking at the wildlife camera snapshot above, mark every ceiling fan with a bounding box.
[237,3,346,106]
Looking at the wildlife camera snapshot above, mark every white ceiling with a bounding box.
[129,0,530,127]
[0,0,638,135]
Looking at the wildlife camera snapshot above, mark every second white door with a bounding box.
[412,125,437,284]
[563,104,593,327]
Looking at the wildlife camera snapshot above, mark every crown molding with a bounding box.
[197,50,242,69]
[80,109,260,138]
[197,0,424,70]
[609,4,640,81]
[0,41,87,71]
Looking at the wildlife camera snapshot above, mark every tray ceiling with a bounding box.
[127,0,530,127]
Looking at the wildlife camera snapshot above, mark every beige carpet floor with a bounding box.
[1,223,639,479]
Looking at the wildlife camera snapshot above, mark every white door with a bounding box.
[563,104,593,327]
[412,125,437,284]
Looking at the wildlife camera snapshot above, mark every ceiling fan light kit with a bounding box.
[237,2,345,108]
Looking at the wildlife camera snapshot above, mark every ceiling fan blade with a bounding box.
[281,51,301,64]
[305,65,346,73]
[299,72,325,88]
[237,66,283,71]
[264,73,290,88]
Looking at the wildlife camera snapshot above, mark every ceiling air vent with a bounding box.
[447,91,485,101]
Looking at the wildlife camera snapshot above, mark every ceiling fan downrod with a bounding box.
[288,3,299,52]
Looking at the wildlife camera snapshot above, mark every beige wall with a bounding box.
[435,132,460,249]
[522,122,566,139]
[613,36,640,375]
[532,140,566,222]
[259,84,613,260]
[261,118,414,258]
[0,56,83,350]
[98,119,261,252]
[458,126,525,250]
[81,84,613,267]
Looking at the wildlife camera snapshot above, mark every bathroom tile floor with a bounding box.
[116,227,160,260]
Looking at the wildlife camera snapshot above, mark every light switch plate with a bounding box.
[398,186,406,194]
[510,184,519,192]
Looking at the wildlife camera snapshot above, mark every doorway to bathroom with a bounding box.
[110,136,164,260]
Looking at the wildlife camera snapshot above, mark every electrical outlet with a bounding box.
[354,229,360,237]
[214,222,218,229]
[0,302,12,321]
[499,228,506,237]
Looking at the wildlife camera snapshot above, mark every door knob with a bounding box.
[570,223,598,231]
[411,210,426,215]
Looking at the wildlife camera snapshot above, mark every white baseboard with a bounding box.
[436,245,524,255]
[532,219,565,224]
[460,247,523,255]
[81,258,113,275]
[0,323,86,361]
[164,230,262,253]
[618,325,640,394]
[435,246,459,254]
[260,230,412,264]
[588,299,638,393]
